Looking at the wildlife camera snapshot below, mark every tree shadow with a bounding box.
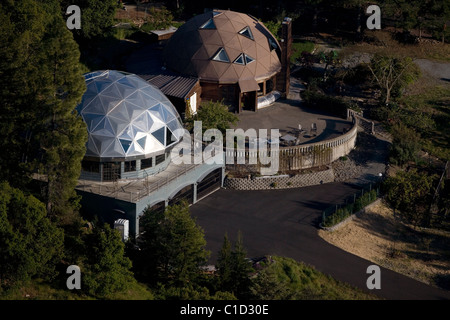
[434,273,450,291]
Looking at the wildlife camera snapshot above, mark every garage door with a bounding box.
[197,168,222,201]
[168,184,194,206]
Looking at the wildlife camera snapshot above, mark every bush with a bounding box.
[302,90,353,118]
[389,123,421,167]
[322,189,377,228]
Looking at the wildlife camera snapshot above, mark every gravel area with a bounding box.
[332,130,390,185]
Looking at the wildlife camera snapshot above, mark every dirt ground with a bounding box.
[319,200,450,290]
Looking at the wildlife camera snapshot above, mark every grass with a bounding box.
[291,40,315,64]
[340,30,450,63]
[396,85,450,161]
[258,256,380,300]
[1,278,154,300]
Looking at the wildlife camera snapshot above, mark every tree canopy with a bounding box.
[0,0,87,225]
[134,201,210,287]
[0,181,64,291]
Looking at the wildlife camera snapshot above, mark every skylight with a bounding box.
[233,54,245,65]
[268,37,278,50]
[244,54,255,64]
[212,48,230,63]
[200,19,216,30]
[239,26,254,40]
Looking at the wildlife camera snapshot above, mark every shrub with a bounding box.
[322,189,377,228]
[302,90,353,118]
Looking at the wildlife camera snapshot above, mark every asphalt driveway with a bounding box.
[190,184,450,300]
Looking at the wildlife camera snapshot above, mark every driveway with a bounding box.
[190,184,450,300]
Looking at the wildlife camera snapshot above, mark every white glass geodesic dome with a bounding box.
[77,70,184,160]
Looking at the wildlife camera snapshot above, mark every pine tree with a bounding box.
[82,223,134,298]
[230,231,254,298]
[0,0,88,225]
[137,201,210,286]
[216,233,233,291]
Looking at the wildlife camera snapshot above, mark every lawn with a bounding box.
[291,40,315,64]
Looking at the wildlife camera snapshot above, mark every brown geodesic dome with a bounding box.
[163,10,282,85]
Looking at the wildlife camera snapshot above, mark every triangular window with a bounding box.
[137,136,146,150]
[166,127,176,146]
[233,53,245,65]
[213,11,222,17]
[119,139,132,153]
[151,127,165,146]
[244,54,255,64]
[200,19,216,30]
[268,37,278,50]
[239,26,254,40]
[212,48,230,63]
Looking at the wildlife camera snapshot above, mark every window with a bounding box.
[137,136,146,150]
[212,48,230,63]
[233,53,255,66]
[151,127,165,145]
[238,26,254,40]
[141,158,153,169]
[119,139,132,153]
[124,160,136,172]
[268,37,278,50]
[155,154,165,165]
[81,160,100,173]
[200,19,216,29]
[166,127,175,146]
[244,54,255,64]
[233,53,245,65]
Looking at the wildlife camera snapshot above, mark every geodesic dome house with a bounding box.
[77,70,185,181]
[162,10,292,112]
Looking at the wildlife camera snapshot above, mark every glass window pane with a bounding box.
[212,48,230,63]
[200,19,216,29]
[233,53,245,65]
[244,54,255,64]
[239,26,254,40]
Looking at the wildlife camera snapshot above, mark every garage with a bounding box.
[168,184,194,206]
[197,168,222,201]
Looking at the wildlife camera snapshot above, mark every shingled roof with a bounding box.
[163,10,282,84]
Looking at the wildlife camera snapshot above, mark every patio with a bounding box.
[232,99,353,147]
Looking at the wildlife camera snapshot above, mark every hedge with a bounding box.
[322,189,377,228]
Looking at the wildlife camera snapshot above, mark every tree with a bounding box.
[367,54,420,105]
[230,231,254,298]
[383,170,437,228]
[389,123,422,167]
[136,201,210,287]
[0,181,64,291]
[82,223,134,298]
[216,233,233,291]
[185,100,239,135]
[0,0,88,225]
[250,259,292,299]
[215,231,254,298]
[60,0,118,40]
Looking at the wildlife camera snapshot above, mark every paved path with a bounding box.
[190,184,450,300]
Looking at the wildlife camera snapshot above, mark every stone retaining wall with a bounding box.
[224,166,335,190]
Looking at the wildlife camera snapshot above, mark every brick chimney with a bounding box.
[276,17,292,98]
